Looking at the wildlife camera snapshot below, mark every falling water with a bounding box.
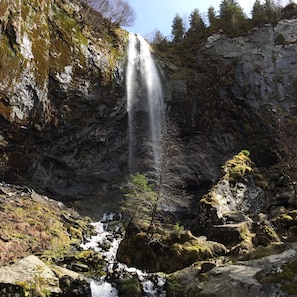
[126,33,164,171]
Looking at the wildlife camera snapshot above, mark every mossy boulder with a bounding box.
[165,266,201,297]
[193,151,265,240]
[0,255,91,297]
[0,183,93,266]
[118,275,143,297]
[117,226,227,273]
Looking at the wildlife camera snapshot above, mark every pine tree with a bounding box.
[171,14,185,43]
[208,6,217,26]
[187,8,206,38]
[252,0,265,24]
[219,0,247,32]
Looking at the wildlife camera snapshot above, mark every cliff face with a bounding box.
[0,0,297,216]
[0,0,129,214]
[165,18,297,190]
[0,0,127,125]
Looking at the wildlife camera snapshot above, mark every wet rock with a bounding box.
[118,275,143,297]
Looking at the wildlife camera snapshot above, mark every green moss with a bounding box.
[251,244,286,259]
[272,214,295,229]
[224,151,253,182]
[183,242,210,261]
[200,193,219,206]
[49,3,88,73]
[240,149,250,157]
[165,278,184,296]
[0,192,92,266]
[118,276,142,297]
[262,225,280,242]
[230,164,252,181]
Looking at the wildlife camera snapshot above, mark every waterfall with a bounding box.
[126,33,164,171]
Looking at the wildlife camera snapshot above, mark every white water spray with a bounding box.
[81,213,166,297]
[126,33,164,171]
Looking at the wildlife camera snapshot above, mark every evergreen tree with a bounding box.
[121,172,156,226]
[264,0,276,21]
[208,6,217,26]
[171,14,185,43]
[219,0,247,31]
[252,0,265,24]
[187,8,206,38]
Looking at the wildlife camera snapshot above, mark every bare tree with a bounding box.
[273,115,297,202]
[84,0,136,26]
[145,119,190,235]
[121,119,191,237]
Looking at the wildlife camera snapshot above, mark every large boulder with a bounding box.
[166,243,297,297]
[0,255,91,297]
[192,151,266,242]
[117,227,227,273]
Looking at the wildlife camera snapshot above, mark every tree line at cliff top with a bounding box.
[166,0,297,44]
[82,0,297,44]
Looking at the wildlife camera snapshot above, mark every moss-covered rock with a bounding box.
[118,275,143,297]
[0,0,128,125]
[0,183,92,266]
[257,259,297,295]
[117,227,227,273]
[0,255,91,297]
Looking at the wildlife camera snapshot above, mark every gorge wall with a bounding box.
[1,0,297,216]
[164,18,297,193]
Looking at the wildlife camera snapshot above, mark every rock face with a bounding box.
[165,18,297,188]
[0,255,91,297]
[0,0,297,218]
[192,151,265,239]
[166,243,297,297]
[0,0,128,216]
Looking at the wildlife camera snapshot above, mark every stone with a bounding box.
[0,255,61,296]
[0,255,91,297]
[166,243,297,297]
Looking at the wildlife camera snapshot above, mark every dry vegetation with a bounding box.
[0,183,92,266]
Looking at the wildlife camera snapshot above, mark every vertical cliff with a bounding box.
[163,18,297,191]
[0,0,129,215]
[0,0,127,126]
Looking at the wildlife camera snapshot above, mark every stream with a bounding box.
[81,213,166,297]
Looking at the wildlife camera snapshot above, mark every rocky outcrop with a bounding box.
[0,0,127,126]
[0,255,91,297]
[192,151,265,239]
[166,243,297,297]
[0,182,107,296]
[117,225,227,273]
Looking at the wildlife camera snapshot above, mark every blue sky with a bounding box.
[123,0,289,39]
